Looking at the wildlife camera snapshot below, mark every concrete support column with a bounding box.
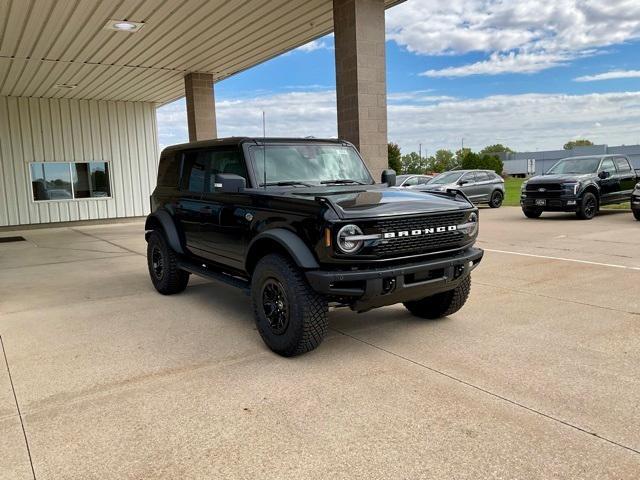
[184,72,216,141]
[333,0,388,180]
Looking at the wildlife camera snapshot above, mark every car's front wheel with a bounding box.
[403,275,471,319]
[146,230,190,295]
[576,192,598,220]
[634,210,640,221]
[489,190,503,208]
[251,254,328,356]
[522,207,543,218]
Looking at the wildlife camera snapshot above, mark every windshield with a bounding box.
[546,157,601,175]
[249,144,373,186]
[430,171,463,185]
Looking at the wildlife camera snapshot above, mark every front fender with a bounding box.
[246,228,319,271]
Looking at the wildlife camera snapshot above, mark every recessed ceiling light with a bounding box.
[103,19,145,33]
[54,84,77,89]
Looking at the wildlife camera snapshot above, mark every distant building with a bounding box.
[502,144,640,176]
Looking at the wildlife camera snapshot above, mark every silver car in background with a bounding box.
[395,174,433,188]
[420,169,505,208]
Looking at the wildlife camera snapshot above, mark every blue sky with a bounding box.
[158,0,640,155]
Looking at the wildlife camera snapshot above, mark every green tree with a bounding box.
[457,150,504,175]
[387,142,402,173]
[480,144,513,155]
[479,154,504,174]
[401,152,429,174]
[563,139,594,150]
[430,149,457,173]
[455,147,472,164]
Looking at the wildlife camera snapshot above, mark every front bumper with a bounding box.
[520,195,579,211]
[305,247,483,312]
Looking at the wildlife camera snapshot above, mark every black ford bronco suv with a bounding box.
[145,138,483,356]
[521,154,639,220]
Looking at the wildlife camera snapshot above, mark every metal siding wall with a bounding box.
[0,96,158,227]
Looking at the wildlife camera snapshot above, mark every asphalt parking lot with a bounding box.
[1,207,639,479]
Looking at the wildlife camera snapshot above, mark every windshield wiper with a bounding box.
[320,179,367,185]
[259,181,314,187]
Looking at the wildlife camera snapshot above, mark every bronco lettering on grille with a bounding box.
[383,225,457,239]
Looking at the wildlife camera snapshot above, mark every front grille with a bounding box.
[525,183,564,198]
[526,183,562,191]
[364,211,468,257]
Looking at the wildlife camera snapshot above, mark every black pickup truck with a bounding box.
[145,138,483,356]
[521,155,639,220]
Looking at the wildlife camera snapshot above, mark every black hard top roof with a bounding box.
[162,137,349,152]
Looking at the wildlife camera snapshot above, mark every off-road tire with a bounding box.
[633,210,640,221]
[251,254,328,357]
[147,230,189,295]
[403,275,471,319]
[489,190,503,208]
[576,192,598,220]
[522,208,543,218]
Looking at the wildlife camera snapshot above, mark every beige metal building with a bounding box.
[0,0,401,228]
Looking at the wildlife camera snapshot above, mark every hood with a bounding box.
[291,185,471,219]
[526,173,594,184]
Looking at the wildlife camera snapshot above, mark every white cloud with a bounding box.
[157,90,640,155]
[292,36,334,53]
[421,51,573,77]
[386,0,640,76]
[574,69,640,82]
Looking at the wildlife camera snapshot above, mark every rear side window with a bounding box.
[181,152,208,192]
[418,176,430,185]
[180,148,247,193]
[476,172,491,181]
[156,151,181,187]
[614,157,631,172]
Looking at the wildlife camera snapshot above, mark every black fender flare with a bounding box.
[578,182,600,200]
[145,209,184,254]
[246,228,319,272]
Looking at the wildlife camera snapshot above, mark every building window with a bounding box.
[30,162,111,201]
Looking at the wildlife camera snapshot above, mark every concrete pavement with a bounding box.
[1,208,639,479]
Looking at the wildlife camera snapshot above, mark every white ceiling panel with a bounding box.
[0,0,402,105]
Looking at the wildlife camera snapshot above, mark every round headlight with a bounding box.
[337,224,364,254]
[468,212,478,236]
[459,212,478,237]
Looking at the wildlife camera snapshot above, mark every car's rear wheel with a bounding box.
[522,208,543,218]
[489,190,503,208]
[146,230,190,294]
[251,254,328,356]
[403,275,471,319]
[576,192,598,220]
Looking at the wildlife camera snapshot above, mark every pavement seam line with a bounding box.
[1,335,37,480]
[331,327,640,457]
[0,253,138,271]
[69,227,144,256]
[475,281,639,317]
[484,248,640,271]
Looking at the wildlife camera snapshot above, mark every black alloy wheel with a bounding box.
[151,246,164,280]
[261,278,290,335]
[577,192,597,220]
[489,190,503,208]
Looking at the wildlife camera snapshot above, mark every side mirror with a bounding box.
[458,180,468,186]
[598,171,610,179]
[214,174,245,193]
[381,169,396,186]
